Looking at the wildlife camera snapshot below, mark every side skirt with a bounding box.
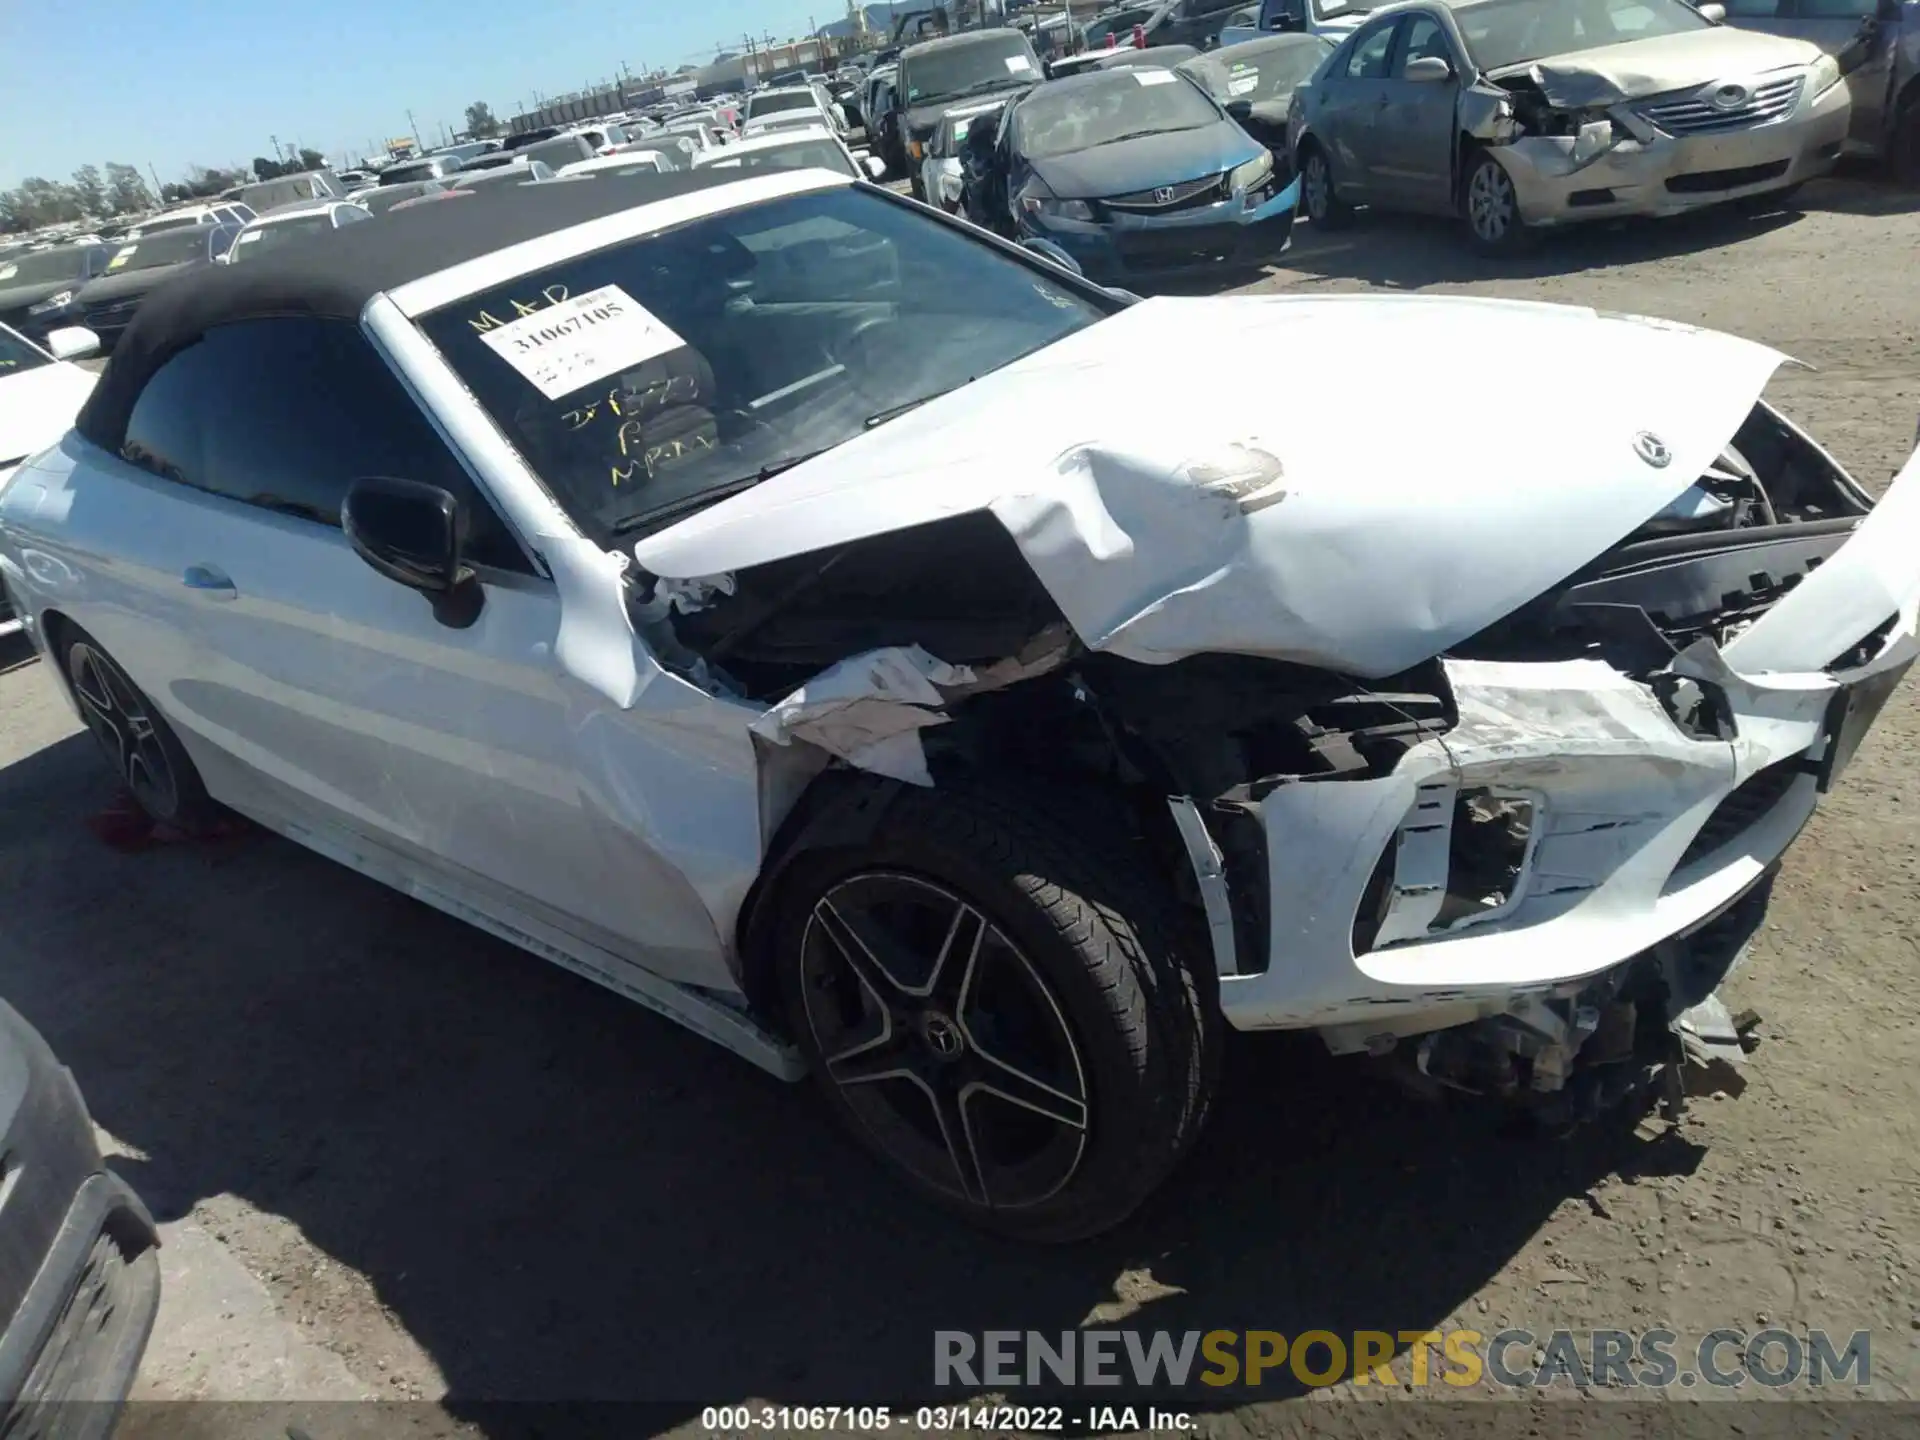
[239,803,806,1082]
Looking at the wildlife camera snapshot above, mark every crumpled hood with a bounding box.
[1493,26,1821,107]
[0,362,96,468]
[633,294,1786,678]
[1031,121,1260,199]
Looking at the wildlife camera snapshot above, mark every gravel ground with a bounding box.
[3,171,1919,1427]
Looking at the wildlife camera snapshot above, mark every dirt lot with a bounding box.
[4,173,1919,1428]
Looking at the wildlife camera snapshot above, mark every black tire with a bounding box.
[1297,140,1353,229]
[56,625,225,835]
[1889,94,1920,185]
[769,780,1218,1242]
[1461,146,1531,254]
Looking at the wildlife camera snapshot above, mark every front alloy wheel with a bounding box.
[770,781,1218,1241]
[1300,145,1352,229]
[68,640,180,819]
[1465,152,1527,253]
[801,874,1089,1211]
[59,627,224,834]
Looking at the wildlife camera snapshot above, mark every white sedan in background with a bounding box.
[691,126,885,181]
[223,200,372,263]
[0,320,99,637]
[557,150,681,179]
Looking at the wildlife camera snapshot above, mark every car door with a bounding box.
[1369,10,1463,209]
[89,315,730,978]
[1313,16,1401,196]
[1726,0,1895,148]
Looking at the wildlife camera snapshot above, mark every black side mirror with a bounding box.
[342,476,485,628]
[1226,97,1254,122]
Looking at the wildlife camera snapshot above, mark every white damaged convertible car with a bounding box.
[2,171,1915,1239]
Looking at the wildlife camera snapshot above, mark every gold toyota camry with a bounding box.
[1287,0,1851,251]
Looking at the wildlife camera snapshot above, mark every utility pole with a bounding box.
[406,109,423,148]
[147,162,163,197]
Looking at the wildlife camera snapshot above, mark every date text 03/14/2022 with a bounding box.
[699,1407,1193,1433]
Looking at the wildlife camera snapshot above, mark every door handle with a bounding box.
[182,564,237,599]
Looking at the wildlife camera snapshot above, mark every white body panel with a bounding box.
[0,353,96,469]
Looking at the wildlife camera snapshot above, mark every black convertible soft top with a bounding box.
[76,170,754,452]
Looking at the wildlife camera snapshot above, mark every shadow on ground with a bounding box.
[1137,168,1911,297]
[0,714,1704,1423]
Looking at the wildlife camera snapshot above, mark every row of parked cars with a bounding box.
[875,0,1908,271]
[0,93,896,359]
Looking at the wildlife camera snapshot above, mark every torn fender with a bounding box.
[633,294,1788,678]
[750,646,971,787]
[1459,83,1520,143]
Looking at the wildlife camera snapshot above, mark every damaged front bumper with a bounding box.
[1192,438,1920,1104]
[1498,73,1848,227]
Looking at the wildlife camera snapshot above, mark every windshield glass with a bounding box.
[0,326,51,376]
[524,137,592,169]
[698,138,858,177]
[136,214,205,234]
[228,215,331,261]
[1180,34,1332,102]
[748,90,818,117]
[381,160,446,184]
[239,176,321,208]
[1457,0,1709,70]
[417,187,1104,543]
[900,35,1039,104]
[111,229,209,271]
[1082,9,1155,47]
[1016,71,1217,158]
[362,181,443,213]
[0,246,93,285]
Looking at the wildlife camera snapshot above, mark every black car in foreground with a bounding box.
[0,246,111,345]
[74,225,241,349]
[0,999,160,1430]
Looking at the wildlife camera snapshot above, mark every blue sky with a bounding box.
[0,0,844,190]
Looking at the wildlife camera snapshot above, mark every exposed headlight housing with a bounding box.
[1230,151,1273,196]
[1807,52,1842,97]
[1569,117,1620,168]
[1020,187,1094,222]
[27,290,73,315]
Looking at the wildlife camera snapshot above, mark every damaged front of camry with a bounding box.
[402,177,1916,1241]
[1290,0,1850,252]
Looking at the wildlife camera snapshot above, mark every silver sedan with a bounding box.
[1287,0,1851,251]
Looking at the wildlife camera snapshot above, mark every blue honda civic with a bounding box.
[962,65,1300,281]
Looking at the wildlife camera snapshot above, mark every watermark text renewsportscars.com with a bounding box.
[934,1327,1873,1391]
